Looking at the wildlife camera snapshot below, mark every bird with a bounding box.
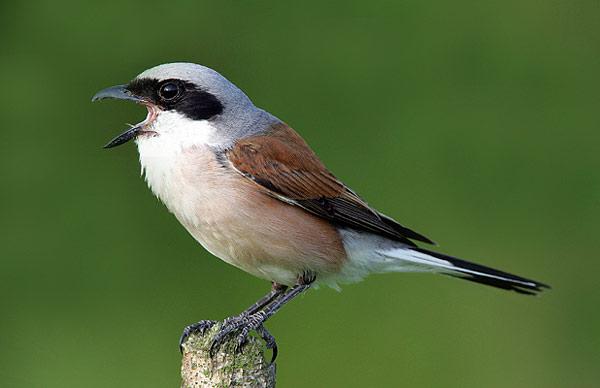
[93,62,549,359]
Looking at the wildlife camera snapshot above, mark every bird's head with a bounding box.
[93,63,267,149]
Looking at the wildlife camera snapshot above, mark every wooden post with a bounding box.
[181,323,276,387]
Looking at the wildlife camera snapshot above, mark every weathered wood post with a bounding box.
[180,324,276,387]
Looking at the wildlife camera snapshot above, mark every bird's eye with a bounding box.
[158,82,180,101]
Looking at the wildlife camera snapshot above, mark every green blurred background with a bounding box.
[1,0,598,386]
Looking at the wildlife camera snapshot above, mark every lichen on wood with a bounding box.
[181,323,276,387]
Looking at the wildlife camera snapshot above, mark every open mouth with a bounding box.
[137,105,160,137]
[102,104,160,148]
[92,84,159,148]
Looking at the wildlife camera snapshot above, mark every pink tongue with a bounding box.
[141,104,157,128]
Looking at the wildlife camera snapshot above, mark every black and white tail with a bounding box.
[379,246,550,295]
[417,247,550,295]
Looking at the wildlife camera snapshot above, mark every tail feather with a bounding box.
[412,247,550,295]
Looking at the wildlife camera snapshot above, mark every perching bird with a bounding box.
[93,62,549,359]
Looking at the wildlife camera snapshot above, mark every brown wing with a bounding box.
[226,123,434,246]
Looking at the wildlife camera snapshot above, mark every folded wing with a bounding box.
[226,123,434,247]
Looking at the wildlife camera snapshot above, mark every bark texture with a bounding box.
[181,324,276,387]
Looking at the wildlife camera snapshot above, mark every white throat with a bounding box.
[135,111,222,206]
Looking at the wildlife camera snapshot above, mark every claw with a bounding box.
[209,314,248,357]
[179,320,216,353]
[208,311,276,360]
[256,325,278,363]
[235,333,248,353]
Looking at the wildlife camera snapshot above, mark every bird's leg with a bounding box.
[210,272,315,360]
[207,282,287,357]
[233,280,312,350]
[179,282,287,353]
[242,282,289,316]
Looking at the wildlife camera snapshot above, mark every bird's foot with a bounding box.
[209,311,278,362]
[179,319,217,353]
[253,324,278,361]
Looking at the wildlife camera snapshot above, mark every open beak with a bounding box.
[92,84,145,148]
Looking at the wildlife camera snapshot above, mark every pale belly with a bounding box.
[138,141,346,285]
